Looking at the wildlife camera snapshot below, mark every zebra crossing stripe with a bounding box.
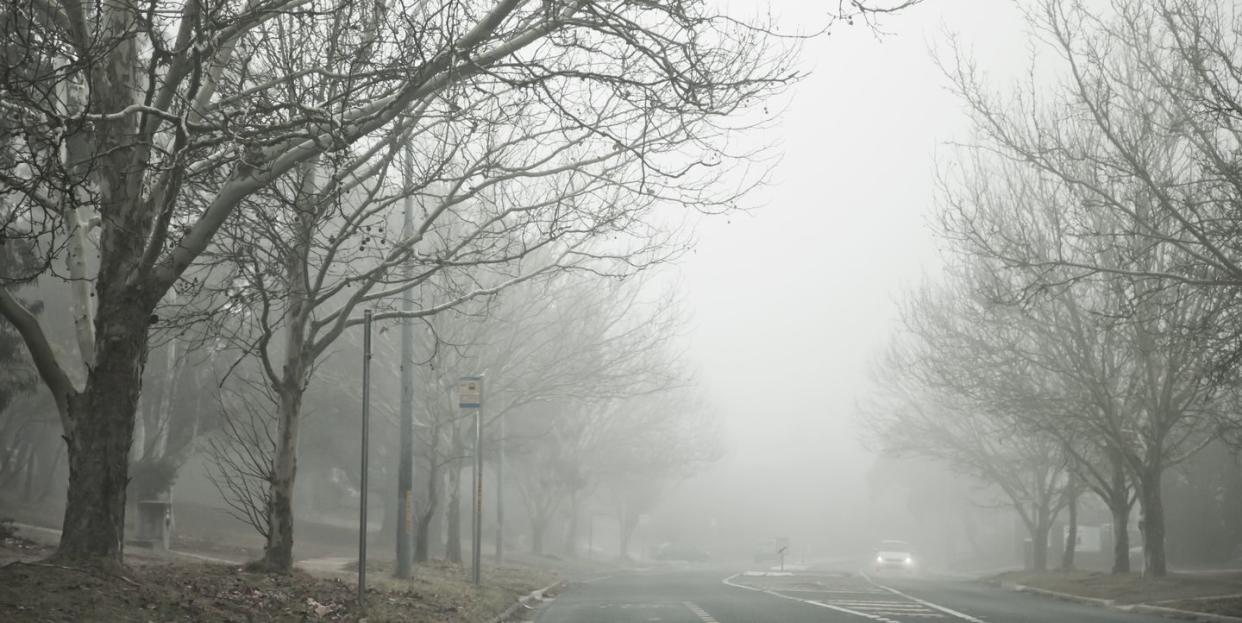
[683,601,720,623]
[809,600,905,623]
[862,574,991,623]
[825,600,946,618]
[829,600,931,607]
[723,574,911,622]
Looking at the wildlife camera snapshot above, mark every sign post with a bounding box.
[459,376,483,586]
[496,406,504,563]
[358,309,373,609]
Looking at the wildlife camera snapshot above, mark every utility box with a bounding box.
[135,500,172,551]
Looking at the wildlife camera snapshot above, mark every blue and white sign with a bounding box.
[459,376,482,409]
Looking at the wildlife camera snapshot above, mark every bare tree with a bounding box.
[584,390,720,561]
[935,0,1242,575]
[0,0,827,566]
[414,272,687,560]
[206,380,282,542]
[866,271,1079,572]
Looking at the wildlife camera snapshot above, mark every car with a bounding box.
[873,539,917,574]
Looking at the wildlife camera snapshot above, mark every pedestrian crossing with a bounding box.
[726,570,985,622]
[812,598,947,619]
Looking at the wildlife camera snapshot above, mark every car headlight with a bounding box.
[904,557,914,565]
[876,556,883,563]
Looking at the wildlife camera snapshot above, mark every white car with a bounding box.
[873,540,917,574]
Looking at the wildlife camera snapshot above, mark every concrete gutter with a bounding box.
[489,579,565,623]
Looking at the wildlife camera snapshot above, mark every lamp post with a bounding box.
[458,376,484,586]
[395,145,416,579]
[358,309,373,608]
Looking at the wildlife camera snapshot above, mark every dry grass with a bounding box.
[0,551,557,622]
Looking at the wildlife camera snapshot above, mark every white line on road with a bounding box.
[683,602,720,623]
[722,573,903,623]
[861,573,991,623]
[581,573,618,584]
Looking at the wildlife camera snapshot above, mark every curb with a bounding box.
[1126,604,1242,623]
[1001,582,1242,623]
[1001,582,1116,607]
[489,579,565,623]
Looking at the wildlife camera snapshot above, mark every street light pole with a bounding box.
[358,309,373,609]
[471,401,483,585]
[495,407,504,563]
[458,376,484,586]
[395,145,416,579]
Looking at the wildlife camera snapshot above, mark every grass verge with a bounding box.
[1157,595,1242,619]
[0,553,556,622]
[993,569,1242,609]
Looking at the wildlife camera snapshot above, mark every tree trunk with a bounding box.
[1029,513,1051,573]
[258,190,314,574]
[1106,450,1132,574]
[1225,451,1242,557]
[56,312,151,565]
[1139,469,1167,577]
[259,383,305,572]
[563,495,579,557]
[1110,498,1132,574]
[1061,488,1078,571]
[0,441,32,491]
[619,524,634,561]
[414,463,440,563]
[38,444,65,502]
[531,513,548,556]
[415,510,434,563]
[447,463,463,563]
[22,446,36,502]
[619,511,638,561]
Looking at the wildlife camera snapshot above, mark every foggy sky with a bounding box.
[672,1,1031,551]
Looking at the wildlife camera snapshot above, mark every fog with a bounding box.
[6,1,1242,606]
[667,0,1029,562]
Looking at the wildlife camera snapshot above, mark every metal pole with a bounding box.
[495,407,504,563]
[358,309,373,608]
[396,145,416,579]
[471,404,483,585]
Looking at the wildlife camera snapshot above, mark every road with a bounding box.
[533,566,1175,623]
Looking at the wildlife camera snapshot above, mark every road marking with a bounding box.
[776,587,889,594]
[861,573,991,623]
[581,573,618,584]
[723,573,903,622]
[683,602,719,623]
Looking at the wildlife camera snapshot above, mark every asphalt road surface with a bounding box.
[534,567,1175,623]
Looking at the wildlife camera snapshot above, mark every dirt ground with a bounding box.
[0,532,558,623]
